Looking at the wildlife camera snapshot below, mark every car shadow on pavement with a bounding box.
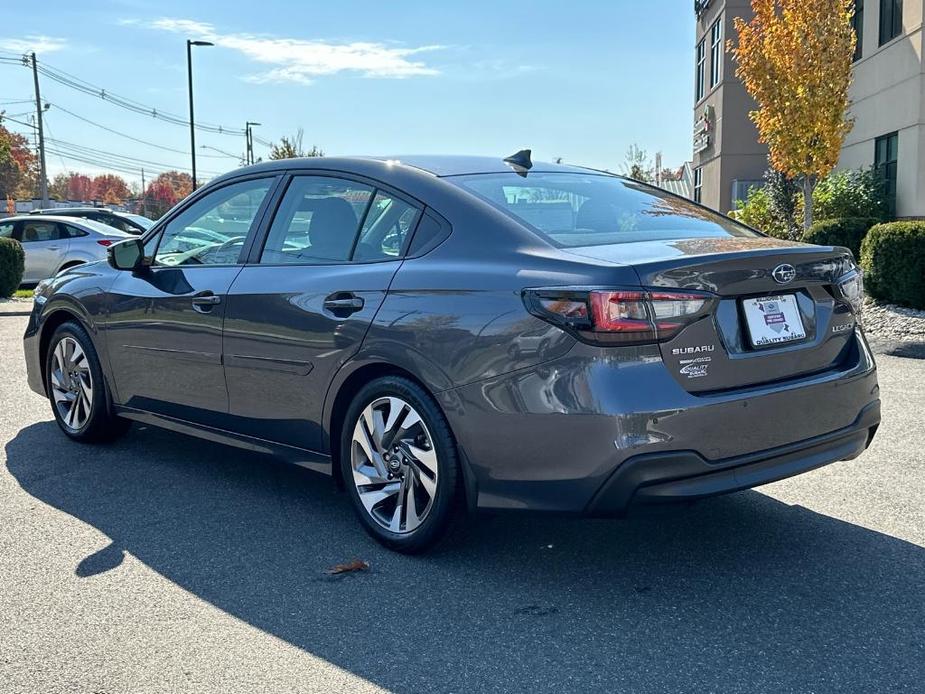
[6,421,924,693]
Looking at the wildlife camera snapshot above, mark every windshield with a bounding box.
[450,172,759,248]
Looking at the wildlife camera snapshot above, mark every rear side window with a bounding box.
[260,176,375,265]
[353,192,419,261]
[100,214,137,233]
[62,224,88,238]
[451,172,759,248]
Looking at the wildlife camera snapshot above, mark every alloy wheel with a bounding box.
[350,396,439,534]
[50,336,93,431]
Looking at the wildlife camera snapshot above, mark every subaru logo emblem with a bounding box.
[772,263,796,284]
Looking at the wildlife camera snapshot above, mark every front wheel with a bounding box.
[46,321,130,443]
[341,376,460,553]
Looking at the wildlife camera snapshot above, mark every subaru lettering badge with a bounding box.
[772,263,796,284]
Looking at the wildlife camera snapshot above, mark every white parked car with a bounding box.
[0,215,134,284]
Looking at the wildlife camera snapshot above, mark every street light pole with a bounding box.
[186,39,213,191]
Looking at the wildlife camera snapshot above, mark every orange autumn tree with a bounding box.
[729,0,856,234]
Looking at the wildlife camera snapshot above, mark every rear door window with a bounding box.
[260,176,374,265]
[20,221,63,243]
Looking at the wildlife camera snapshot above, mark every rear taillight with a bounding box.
[525,288,714,345]
[97,239,114,247]
[836,269,864,315]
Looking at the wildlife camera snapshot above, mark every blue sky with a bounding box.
[1,0,696,185]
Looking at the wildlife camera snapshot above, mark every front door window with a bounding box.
[152,178,274,266]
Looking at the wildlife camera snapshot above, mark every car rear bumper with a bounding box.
[439,334,880,515]
[586,399,880,515]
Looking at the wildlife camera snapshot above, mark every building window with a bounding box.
[710,19,723,87]
[879,0,902,46]
[694,167,703,204]
[875,132,898,217]
[696,39,706,102]
[852,0,864,60]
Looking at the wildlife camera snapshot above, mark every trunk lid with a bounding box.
[565,237,860,393]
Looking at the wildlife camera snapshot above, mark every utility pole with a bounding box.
[140,168,147,217]
[30,52,48,208]
[245,121,261,165]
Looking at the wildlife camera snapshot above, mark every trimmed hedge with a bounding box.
[0,237,25,298]
[803,217,879,259]
[860,222,925,309]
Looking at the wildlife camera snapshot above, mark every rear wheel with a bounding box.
[340,376,460,553]
[45,321,130,443]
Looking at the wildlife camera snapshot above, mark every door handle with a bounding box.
[191,291,221,313]
[323,293,364,315]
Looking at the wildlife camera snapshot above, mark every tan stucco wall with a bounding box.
[837,1,924,216]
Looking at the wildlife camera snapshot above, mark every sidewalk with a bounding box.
[0,298,33,316]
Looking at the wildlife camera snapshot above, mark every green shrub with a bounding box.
[0,237,25,298]
[860,222,925,309]
[814,168,891,222]
[803,217,878,259]
[731,167,892,239]
[731,186,788,238]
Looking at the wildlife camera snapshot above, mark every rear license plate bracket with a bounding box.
[741,294,807,348]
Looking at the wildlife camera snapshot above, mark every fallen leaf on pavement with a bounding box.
[325,559,369,575]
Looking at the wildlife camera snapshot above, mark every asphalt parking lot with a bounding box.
[1,309,923,694]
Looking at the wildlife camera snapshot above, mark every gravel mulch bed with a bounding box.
[862,297,925,343]
[861,297,925,359]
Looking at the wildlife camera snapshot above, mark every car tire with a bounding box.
[45,321,130,443]
[340,376,460,553]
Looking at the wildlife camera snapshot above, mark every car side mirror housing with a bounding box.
[108,238,145,271]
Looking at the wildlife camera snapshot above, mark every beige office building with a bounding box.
[693,0,915,218]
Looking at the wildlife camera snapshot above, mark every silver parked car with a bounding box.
[0,215,133,283]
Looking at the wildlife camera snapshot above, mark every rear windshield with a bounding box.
[450,172,759,248]
[122,214,155,229]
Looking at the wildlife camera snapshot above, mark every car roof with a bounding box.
[31,207,113,213]
[361,155,600,177]
[3,214,130,234]
[220,154,606,180]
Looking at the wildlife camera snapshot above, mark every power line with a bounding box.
[0,114,37,130]
[31,58,246,136]
[47,103,234,158]
[44,148,153,177]
[46,138,225,176]
[42,117,69,172]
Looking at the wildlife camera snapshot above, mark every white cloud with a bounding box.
[0,35,67,55]
[143,18,442,85]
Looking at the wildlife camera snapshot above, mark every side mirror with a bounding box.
[108,238,145,271]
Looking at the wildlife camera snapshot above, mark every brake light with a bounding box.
[525,288,714,345]
[97,239,114,247]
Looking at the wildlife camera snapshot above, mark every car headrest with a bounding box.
[308,197,357,261]
[575,198,617,232]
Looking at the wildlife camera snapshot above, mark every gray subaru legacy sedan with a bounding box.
[23,153,880,552]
